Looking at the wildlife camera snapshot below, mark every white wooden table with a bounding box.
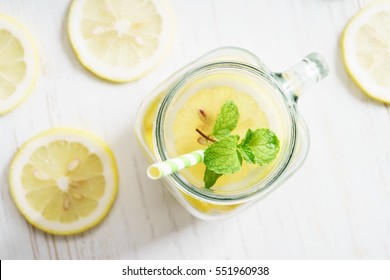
[1,0,389,260]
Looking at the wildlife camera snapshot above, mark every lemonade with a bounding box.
[140,70,288,217]
[136,47,328,220]
[158,73,284,191]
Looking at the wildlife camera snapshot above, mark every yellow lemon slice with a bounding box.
[9,128,119,235]
[0,14,39,115]
[68,0,174,82]
[171,82,272,190]
[342,0,390,103]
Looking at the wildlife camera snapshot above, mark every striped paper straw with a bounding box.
[147,150,204,180]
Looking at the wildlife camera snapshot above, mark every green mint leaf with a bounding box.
[240,128,280,165]
[204,135,241,174]
[238,144,255,164]
[204,168,223,189]
[212,101,239,139]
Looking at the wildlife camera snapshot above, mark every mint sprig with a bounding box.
[201,100,280,188]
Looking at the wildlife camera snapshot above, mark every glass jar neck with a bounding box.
[274,53,329,102]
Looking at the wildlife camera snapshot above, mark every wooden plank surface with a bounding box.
[1,0,389,259]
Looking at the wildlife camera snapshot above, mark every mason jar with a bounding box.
[135,47,329,220]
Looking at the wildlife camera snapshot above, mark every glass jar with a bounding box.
[135,47,329,220]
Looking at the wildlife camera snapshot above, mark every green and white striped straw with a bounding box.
[147,150,204,180]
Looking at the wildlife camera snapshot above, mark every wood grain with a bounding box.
[0,0,389,259]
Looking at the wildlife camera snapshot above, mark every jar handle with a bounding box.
[274,53,329,102]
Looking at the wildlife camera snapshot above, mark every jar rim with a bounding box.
[154,61,297,204]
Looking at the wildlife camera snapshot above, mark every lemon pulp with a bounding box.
[0,30,26,99]
[0,14,38,114]
[355,11,390,87]
[23,141,105,223]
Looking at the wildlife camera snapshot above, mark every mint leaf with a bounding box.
[204,135,242,174]
[240,128,279,165]
[204,168,222,189]
[238,144,255,164]
[212,101,239,139]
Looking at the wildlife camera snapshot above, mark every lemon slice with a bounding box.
[9,128,119,235]
[342,0,390,103]
[0,14,39,115]
[171,82,271,189]
[68,0,174,82]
